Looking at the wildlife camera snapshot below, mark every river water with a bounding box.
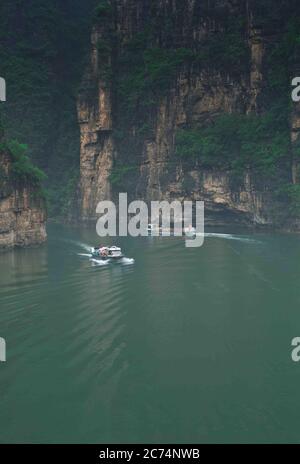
[0,224,300,443]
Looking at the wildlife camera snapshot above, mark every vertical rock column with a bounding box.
[77,25,114,220]
[247,4,265,113]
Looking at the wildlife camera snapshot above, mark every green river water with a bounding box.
[1,224,300,443]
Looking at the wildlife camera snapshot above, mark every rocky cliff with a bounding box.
[77,0,300,228]
[0,149,47,250]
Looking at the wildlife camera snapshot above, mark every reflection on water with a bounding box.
[1,224,300,443]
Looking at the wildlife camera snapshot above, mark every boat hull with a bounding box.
[91,253,124,260]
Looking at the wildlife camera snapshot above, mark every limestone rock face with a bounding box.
[0,151,47,250]
[77,24,114,220]
[76,0,296,228]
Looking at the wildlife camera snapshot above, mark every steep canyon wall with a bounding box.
[77,0,300,228]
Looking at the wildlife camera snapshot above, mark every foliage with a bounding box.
[266,17,300,99]
[111,9,251,161]
[95,1,112,19]
[1,0,299,218]
[96,39,112,58]
[109,165,138,186]
[117,46,195,112]
[0,0,97,216]
[277,184,300,215]
[194,18,249,72]
[175,109,290,174]
[46,166,79,217]
[0,139,46,185]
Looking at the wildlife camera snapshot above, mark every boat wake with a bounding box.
[64,239,93,253]
[90,258,111,266]
[120,257,135,265]
[76,243,135,267]
[198,233,261,243]
[89,256,135,266]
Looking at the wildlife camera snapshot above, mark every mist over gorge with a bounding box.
[2,0,300,248]
[76,0,300,230]
[2,1,300,447]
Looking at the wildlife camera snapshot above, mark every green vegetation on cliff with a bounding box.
[0,0,97,216]
[1,0,300,223]
[111,12,248,121]
[1,140,46,186]
[175,108,290,175]
[117,46,195,110]
[95,0,113,19]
